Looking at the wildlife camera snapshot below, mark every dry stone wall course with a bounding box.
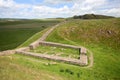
[0,50,15,56]
[16,50,87,66]
[39,41,80,49]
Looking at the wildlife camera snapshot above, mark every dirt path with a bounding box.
[39,24,60,41]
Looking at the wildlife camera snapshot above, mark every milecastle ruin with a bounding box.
[0,22,88,66]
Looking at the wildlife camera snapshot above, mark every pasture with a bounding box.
[0,19,60,51]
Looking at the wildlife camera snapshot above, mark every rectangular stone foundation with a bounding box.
[27,39,88,66]
[16,50,88,66]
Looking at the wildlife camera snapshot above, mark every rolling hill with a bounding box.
[45,18,120,80]
[0,18,120,80]
[72,14,114,19]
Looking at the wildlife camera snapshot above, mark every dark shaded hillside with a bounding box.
[73,14,114,19]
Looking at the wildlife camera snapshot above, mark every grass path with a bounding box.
[85,49,93,68]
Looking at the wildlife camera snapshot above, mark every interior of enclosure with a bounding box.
[30,45,80,59]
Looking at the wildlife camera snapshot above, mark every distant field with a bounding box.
[0,20,60,51]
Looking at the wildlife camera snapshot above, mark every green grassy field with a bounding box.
[0,54,66,80]
[45,18,120,80]
[0,18,120,80]
[0,20,60,51]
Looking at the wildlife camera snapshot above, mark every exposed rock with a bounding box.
[107,30,112,35]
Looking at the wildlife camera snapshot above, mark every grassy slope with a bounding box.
[0,20,60,51]
[0,55,65,80]
[0,18,120,80]
[46,18,120,80]
[18,27,51,48]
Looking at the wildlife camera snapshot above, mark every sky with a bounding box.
[0,0,120,19]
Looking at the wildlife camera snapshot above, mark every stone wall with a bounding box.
[30,41,87,55]
[16,50,88,66]
[16,40,88,66]
[0,50,15,56]
[39,41,80,49]
[29,41,40,50]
